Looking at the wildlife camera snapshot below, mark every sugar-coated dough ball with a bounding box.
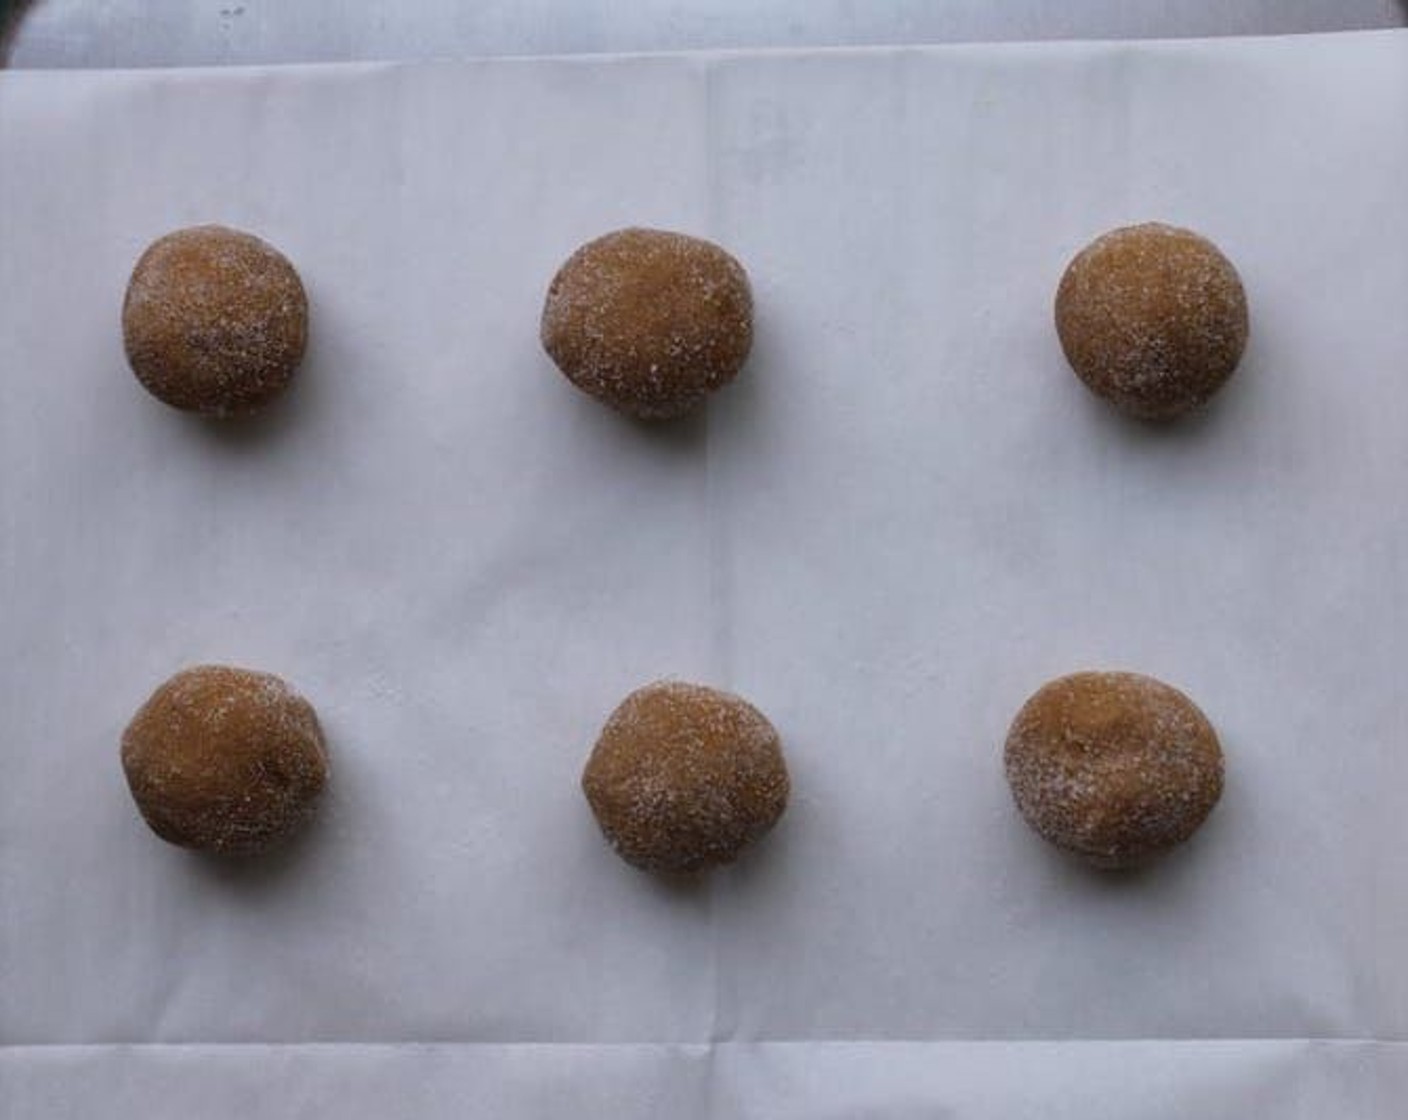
[122,225,308,417]
[541,228,753,419]
[1055,223,1248,419]
[121,665,328,855]
[1004,671,1223,868]
[582,681,788,873]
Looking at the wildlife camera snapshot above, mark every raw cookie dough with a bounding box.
[1004,670,1223,868]
[1055,223,1248,419]
[121,665,328,855]
[582,680,788,873]
[122,225,308,417]
[541,227,753,419]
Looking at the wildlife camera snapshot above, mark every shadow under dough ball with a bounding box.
[122,225,308,416]
[582,681,789,873]
[121,665,328,855]
[541,227,753,420]
[1003,671,1224,869]
[1055,223,1248,419]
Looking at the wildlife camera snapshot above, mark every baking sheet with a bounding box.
[2,29,1407,1114]
[8,0,1404,67]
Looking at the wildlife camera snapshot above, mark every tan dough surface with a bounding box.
[1055,223,1248,419]
[1004,670,1224,868]
[582,680,788,873]
[121,665,328,856]
[122,225,308,417]
[541,227,753,420]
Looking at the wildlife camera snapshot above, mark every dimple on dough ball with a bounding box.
[541,227,753,420]
[1004,671,1223,869]
[122,225,308,417]
[582,681,789,873]
[121,665,328,855]
[1055,223,1248,419]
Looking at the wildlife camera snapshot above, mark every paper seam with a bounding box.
[3,1037,1407,1052]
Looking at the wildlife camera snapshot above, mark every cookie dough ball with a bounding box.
[122,225,308,416]
[121,665,328,855]
[541,228,753,420]
[582,681,788,873]
[1055,223,1248,419]
[1004,671,1223,868]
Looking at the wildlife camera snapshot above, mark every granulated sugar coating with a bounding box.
[122,225,308,417]
[1004,671,1223,869]
[582,681,788,873]
[1055,223,1248,420]
[121,665,328,856]
[540,228,753,419]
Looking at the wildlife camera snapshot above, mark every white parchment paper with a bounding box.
[2,30,1406,1115]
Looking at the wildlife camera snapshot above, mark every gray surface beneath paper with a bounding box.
[2,29,1407,1117]
[5,0,1405,67]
